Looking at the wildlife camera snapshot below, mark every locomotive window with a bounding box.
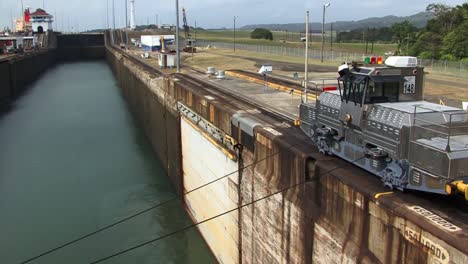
[338,75,368,106]
[365,81,400,104]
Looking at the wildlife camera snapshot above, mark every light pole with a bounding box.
[321,3,330,63]
[106,0,109,29]
[233,16,237,52]
[304,11,310,103]
[405,33,411,55]
[112,0,116,29]
[175,0,180,72]
[124,0,127,28]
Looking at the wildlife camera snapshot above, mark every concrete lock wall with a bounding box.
[105,48,182,193]
[181,117,240,264]
[0,60,11,104]
[106,46,468,264]
[0,33,106,107]
[0,50,57,106]
[57,34,106,61]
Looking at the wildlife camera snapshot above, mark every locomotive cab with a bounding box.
[300,56,468,200]
[336,58,423,129]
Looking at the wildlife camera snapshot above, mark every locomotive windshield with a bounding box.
[338,73,401,106]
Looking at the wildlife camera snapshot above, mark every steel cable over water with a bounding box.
[89,156,366,264]
[20,134,310,264]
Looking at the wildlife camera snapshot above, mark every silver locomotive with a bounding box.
[300,56,468,200]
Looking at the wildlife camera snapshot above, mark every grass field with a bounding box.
[194,30,397,55]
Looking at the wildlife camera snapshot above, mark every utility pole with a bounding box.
[371,28,375,54]
[365,27,369,55]
[195,20,197,41]
[233,16,237,52]
[330,23,333,51]
[112,0,116,29]
[321,3,330,63]
[406,33,410,55]
[304,11,309,103]
[106,0,109,29]
[10,8,14,32]
[175,0,180,72]
[21,0,24,16]
[124,0,127,28]
[156,14,159,27]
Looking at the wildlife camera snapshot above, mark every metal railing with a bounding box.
[196,40,468,76]
[412,105,468,153]
[306,78,337,103]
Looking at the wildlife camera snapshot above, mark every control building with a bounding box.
[30,9,54,33]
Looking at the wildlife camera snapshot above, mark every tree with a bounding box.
[410,31,442,58]
[442,20,468,59]
[391,21,417,50]
[250,28,273,40]
[425,3,464,34]
[411,3,467,59]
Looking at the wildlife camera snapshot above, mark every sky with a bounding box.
[0,0,466,31]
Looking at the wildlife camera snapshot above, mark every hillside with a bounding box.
[240,12,433,32]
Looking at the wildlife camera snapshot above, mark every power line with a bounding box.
[90,156,365,264]
[20,137,301,263]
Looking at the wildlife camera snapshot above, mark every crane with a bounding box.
[182,7,196,53]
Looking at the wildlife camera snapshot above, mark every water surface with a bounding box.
[0,62,215,263]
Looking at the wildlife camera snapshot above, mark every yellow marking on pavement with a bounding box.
[226,70,317,101]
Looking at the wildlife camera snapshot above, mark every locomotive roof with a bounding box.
[375,101,461,113]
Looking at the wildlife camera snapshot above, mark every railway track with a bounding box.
[225,69,319,101]
[228,69,305,91]
[112,46,468,214]
[110,45,296,123]
[173,71,296,124]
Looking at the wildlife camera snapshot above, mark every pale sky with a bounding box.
[0,0,466,31]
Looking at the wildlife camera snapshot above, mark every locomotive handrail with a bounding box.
[412,105,468,153]
[307,78,337,102]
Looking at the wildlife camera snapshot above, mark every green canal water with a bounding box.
[0,62,215,264]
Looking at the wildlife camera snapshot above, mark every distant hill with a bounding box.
[240,12,433,32]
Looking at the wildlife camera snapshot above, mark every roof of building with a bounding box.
[30,9,52,17]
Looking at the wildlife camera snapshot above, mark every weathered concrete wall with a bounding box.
[0,60,11,104]
[106,46,244,263]
[0,50,57,105]
[57,34,105,61]
[0,33,105,107]
[106,47,182,192]
[240,124,468,264]
[106,46,468,264]
[181,117,240,264]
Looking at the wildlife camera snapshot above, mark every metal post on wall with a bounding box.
[175,0,180,72]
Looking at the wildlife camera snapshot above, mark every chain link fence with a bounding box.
[196,40,468,76]
[418,59,468,76]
